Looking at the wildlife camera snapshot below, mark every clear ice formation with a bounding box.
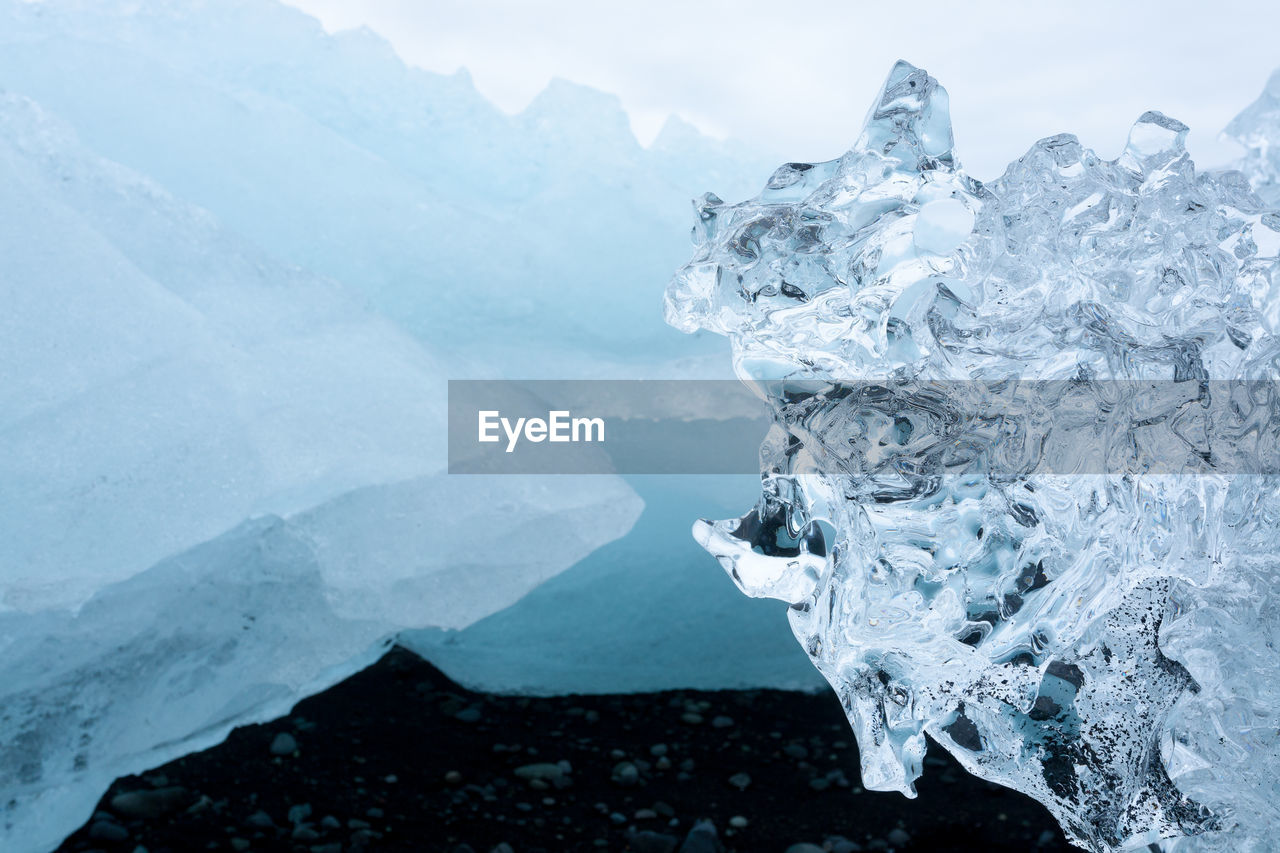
[666,62,1280,852]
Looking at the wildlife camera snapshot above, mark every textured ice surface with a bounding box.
[667,62,1280,851]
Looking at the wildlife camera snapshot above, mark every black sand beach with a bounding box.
[55,647,1075,853]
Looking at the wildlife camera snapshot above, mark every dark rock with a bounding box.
[110,787,190,820]
[514,762,565,783]
[679,818,721,853]
[611,761,640,786]
[783,743,809,760]
[269,732,298,756]
[88,821,129,842]
[292,823,321,841]
[629,829,679,853]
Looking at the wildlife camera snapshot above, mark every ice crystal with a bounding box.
[666,61,1280,852]
[1226,68,1280,207]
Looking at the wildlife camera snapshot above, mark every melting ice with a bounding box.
[667,62,1280,852]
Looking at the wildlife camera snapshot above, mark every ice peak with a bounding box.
[519,77,637,148]
[523,77,627,121]
[855,60,956,170]
[651,114,705,152]
[332,24,400,64]
[1123,109,1189,165]
[1224,68,1280,153]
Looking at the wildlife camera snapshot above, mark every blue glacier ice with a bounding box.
[666,61,1280,852]
[0,1,800,850]
[0,85,648,852]
[0,0,770,368]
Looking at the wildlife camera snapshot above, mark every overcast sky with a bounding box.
[287,0,1279,180]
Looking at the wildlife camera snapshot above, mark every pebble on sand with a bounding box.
[612,761,641,786]
[269,732,298,756]
[679,819,721,853]
[88,820,130,842]
[514,762,566,781]
[110,787,190,820]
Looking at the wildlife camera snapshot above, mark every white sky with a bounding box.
[287,0,1279,180]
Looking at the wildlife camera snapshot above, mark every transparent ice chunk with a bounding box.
[667,61,1280,852]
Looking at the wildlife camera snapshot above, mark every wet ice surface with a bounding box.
[666,62,1280,852]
